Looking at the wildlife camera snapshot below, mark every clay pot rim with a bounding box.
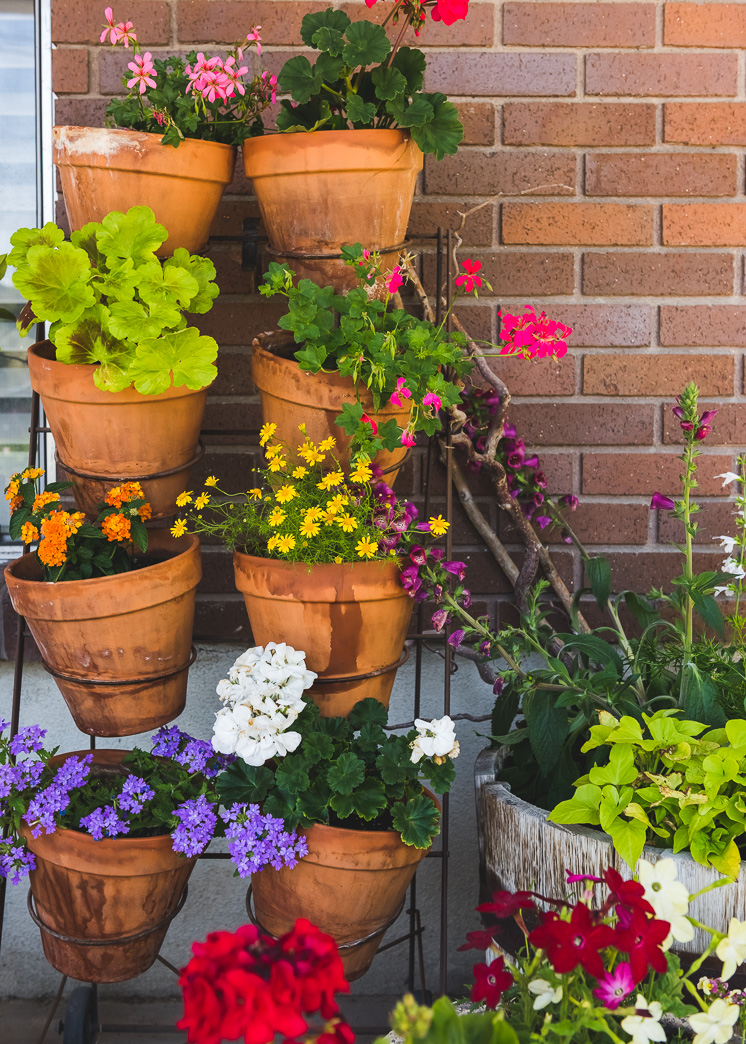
[244,127,413,148]
[234,549,404,581]
[28,340,216,402]
[53,124,237,158]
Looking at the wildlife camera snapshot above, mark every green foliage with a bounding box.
[549,708,746,877]
[276,7,464,156]
[6,207,218,395]
[383,996,521,1044]
[216,698,454,848]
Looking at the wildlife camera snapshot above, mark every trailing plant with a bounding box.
[217,695,459,849]
[6,205,219,394]
[0,722,307,885]
[549,709,746,878]
[100,6,275,147]
[276,2,466,158]
[5,469,152,582]
[389,860,746,1044]
[174,425,449,563]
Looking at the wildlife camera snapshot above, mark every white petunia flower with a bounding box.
[621,996,665,1044]
[716,473,741,488]
[410,716,458,764]
[716,918,746,980]
[528,979,562,1011]
[637,858,693,947]
[688,999,740,1044]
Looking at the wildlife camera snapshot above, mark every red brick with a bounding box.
[585,153,737,197]
[663,402,746,445]
[451,302,496,343]
[195,597,251,642]
[543,304,652,346]
[583,453,732,496]
[530,452,576,494]
[457,103,497,146]
[53,97,108,127]
[659,501,740,544]
[502,203,653,246]
[211,348,255,396]
[597,551,725,593]
[408,201,494,246]
[504,103,656,146]
[198,298,286,346]
[424,150,575,196]
[583,252,734,296]
[503,2,655,47]
[499,355,577,396]
[424,53,576,97]
[586,53,737,97]
[661,305,746,347]
[52,48,89,93]
[343,1,495,46]
[210,199,262,243]
[509,403,655,445]
[176,1,329,44]
[500,502,650,546]
[665,103,746,145]
[584,354,735,397]
[663,203,746,247]
[52,0,170,44]
[475,251,575,297]
[202,397,262,437]
[665,3,746,47]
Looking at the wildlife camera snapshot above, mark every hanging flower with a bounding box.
[650,492,675,511]
[100,7,119,44]
[390,377,413,408]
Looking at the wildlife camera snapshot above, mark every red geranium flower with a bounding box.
[431,0,470,24]
[529,905,615,977]
[477,889,535,919]
[614,909,670,984]
[470,956,513,1008]
[455,258,483,294]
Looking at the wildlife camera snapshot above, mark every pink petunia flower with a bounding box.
[390,377,413,408]
[127,52,157,94]
[455,258,483,295]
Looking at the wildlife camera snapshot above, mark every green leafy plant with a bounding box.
[0,254,16,322]
[217,697,458,849]
[549,709,746,879]
[276,6,464,158]
[6,206,219,395]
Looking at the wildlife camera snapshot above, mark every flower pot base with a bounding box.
[309,645,410,718]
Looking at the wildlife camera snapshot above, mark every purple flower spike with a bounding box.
[650,492,675,511]
[443,560,467,581]
[431,609,450,632]
[536,516,551,529]
[447,630,466,650]
[410,546,427,566]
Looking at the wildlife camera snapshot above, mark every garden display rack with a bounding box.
[0,228,488,1044]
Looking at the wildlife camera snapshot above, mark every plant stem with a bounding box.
[682,439,696,660]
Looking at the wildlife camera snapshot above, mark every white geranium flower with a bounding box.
[528,979,562,1011]
[410,716,458,764]
[621,996,665,1044]
[716,918,746,980]
[637,858,693,947]
[716,473,741,487]
[688,999,740,1044]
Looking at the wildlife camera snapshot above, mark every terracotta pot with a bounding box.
[252,334,411,485]
[28,341,208,520]
[252,814,432,981]
[4,531,201,736]
[233,552,412,717]
[53,126,236,256]
[243,129,422,291]
[22,749,196,983]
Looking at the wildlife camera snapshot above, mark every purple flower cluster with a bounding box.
[23,754,93,838]
[220,803,308,877]
[80,805,131,840]
[152,726,234,778]
[0,843,36,885]
[118,775,155,814]
[9,724,46,756]
[171,795,218,857]
[368,467,419,554]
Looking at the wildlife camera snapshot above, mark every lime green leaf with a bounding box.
[71,222,106,268]
[279,55,323,104]
[346,92,377,126]
[54,304,128,370]
[342,21,391,67]
[128,326,218,394]
[709,836,741,880]
[392,793,439,848]
[108,299,171,340]
[136,259,199,309]
[548,783,603,826]
[327,751,365,795]
[300,8,351,48]
[608,816,647,870]
[410,93,464,160]
[164,250,219,314]
[97,206,169,264]
[8,222,65,268]
[391,47,426,94]
[372,65,407,101]
[599,785,633,833]
[13,242,95,324]
[589,744,638,787]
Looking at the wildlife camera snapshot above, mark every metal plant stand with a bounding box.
[0,228,487,1042]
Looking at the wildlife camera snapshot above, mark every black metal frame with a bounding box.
[0,228,466,1042]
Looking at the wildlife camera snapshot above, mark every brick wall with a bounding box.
[50,0,746,637]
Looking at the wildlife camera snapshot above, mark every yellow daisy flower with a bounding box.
[349,460,373,483]
[299,517,321,538]
[319,436,336,451]
[321,510,336,526]
[176,491,193,507]
[171,518,188,537]
[204,475,218,487]
[326,494,348,514]
[292,466,308,479]
[268,455,287,472]
[428,515,450,536]
[194,493,210,510]
[337,513,358,533]
[249,488,263,500]
[317,470,344,491]
[298,444,325,465]
[276,534,296,554]
[268,507,287,527]
[304,506,323,522]
[355,535,378,559]
[265,444,281,459]
[259,422,277,447]
[275,483,298,504]
[334,555,343,564]
[267,534,280,553]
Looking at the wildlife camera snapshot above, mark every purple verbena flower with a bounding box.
[151,725,186,759]
[0,843,36,885]
[54,754,93,791]
[9,725,46,756]
[171,795,217,857]
[80,805,131,840]
[219,804,307,877]
[118,775,155,815]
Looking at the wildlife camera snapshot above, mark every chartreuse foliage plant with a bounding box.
[6,206,219,395]
[217,698,458,849]
[549,709,746,879]
[277,7,464,158]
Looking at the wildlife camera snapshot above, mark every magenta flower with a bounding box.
[260,70,278,105]
[360,412,378,435]
[455,258,483,295]
[650,492,675,511]
[100,7,118,44]
[593,963,635,1009]
[400,427,416,448]
[423,391,443,412]
[442,560,467,580]
[390,378,413,408]
[386,265,404,295]
[447,630,466,650]
[536,515,551,529]
[432,609,450,631]
[499,307,572,361]
[246,25,262,55]
[431,0,470,26]
[566,871,602,884]
[127,52,156,94]
[409,546,427,566]
[561,494,578,510]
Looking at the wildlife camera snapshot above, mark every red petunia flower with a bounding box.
[613,909,670,984]
[470,956,513,1008]
[529,905,615,978]
[477,889,535,919]
[458,928,501,952]
[603,867,654,919]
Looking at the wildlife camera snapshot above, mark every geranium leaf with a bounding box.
[278,55,323,105]
[326,751,365,795]
[70,222,106,268]
[390,46,426,94]
[8,222,65,268]
[313,28,346,59]
[165,249,219,314]
[376,738,410,786]
[371,65,407,102]
[128,326,218,394]
[54,304,130,374]
[385,93,434,129]
[301,8,351,48]
[217,761,274,805]
[97,206,169,264]
[275,754,311,796]
[348,697,388,730]
[410,93,464,159]
[276,97,334,134]
[392,793,439,848]
[302,732,335,765]
[108,299,169,341]
[12,242,95,324]
[342,21,390,68]
[136,260,199,308]
[346,92,377,126]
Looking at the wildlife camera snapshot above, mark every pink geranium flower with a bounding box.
[423,391,442,412]
[431,0,470,24]
[127,52,157,94]
[246,26,262,55]
[386,265,404,295]
[360,413,378,435]
[390,378,412,408]
[455,258,483,294]
[116,20,137,47]
[100,7,118,44]
[498,307,572,361]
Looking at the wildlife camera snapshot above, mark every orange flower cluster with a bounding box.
[32,491,61,512]
[101,513,132,543]
[105,481,152,521]
[37,510,85,568]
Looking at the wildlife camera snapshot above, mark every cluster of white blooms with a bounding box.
[212,643,316,767]
[410,715,459,765]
